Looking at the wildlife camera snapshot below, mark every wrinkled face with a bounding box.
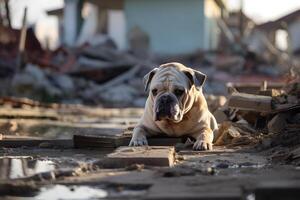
[144,63,207,123]
[149,68,191,123]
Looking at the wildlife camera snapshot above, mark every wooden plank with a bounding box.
[0,138,73,148]
[227,82,284,94]
[73,135,121,149]
[228,92,272,112]
[103,146,175,167]
[73,134,183,149]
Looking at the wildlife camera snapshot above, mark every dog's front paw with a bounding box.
[129,134,148,146]
[193,139,213,151]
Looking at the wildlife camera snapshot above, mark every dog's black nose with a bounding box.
[160,95,171,104]
[161,95,167,103]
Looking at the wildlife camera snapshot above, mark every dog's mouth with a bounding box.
[154,105,182,123]
[153,94,183,123]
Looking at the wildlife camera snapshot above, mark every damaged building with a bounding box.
[47,0,228,55]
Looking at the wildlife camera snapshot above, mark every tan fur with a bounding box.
[129,62,218,150]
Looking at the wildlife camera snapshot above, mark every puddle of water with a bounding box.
[35,184,148,200]
[0,157,55,180]
[36,185,107,200]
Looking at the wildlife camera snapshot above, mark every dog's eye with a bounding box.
[152,89,158,96]
[174,89,184,96]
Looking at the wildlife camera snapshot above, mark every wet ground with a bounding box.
[0,105,300,200]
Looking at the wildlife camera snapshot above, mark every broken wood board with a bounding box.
[227,82,284,95]
[228,92,272,112]
[0,137,73,148]
[102,146,175,167]
[73,134,183,149]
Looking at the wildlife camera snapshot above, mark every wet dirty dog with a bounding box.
[129,62,218,150]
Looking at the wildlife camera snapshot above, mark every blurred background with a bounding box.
[0,0,300,107]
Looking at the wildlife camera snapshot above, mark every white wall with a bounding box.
[108,10,126,50]
[125,0,206,54]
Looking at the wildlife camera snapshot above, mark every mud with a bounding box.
[0,106,300,200]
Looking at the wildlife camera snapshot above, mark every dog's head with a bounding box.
[143,62,206,123]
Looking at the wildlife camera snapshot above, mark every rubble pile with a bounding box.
[0,23,157,106]
[214,71,300,161]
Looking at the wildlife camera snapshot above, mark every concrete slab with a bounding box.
[104,146,175,167]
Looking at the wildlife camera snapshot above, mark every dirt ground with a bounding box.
[0,105,300,200]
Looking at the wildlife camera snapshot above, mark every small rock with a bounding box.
[39,142,53,148]
[125,164,145,171]
[205,167,216,175]
[239,162,255,167]
[216,163,229,169]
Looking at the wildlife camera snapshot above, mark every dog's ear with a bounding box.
[143,68,158,92]
[184,69,207,88]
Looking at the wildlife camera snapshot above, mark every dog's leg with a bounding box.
[129,125,148,146]
[191,127,214,150]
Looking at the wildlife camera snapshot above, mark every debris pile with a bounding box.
[214,71,300,158]
[0,23,157,106]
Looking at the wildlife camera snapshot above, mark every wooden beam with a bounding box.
[0,138,73,148]
[73,134,183,149]
[227,82,284,95]
[228,92,273,112]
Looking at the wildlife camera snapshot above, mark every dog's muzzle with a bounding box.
[154,94,181,121]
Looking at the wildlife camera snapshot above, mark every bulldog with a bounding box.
[129,62,218,150]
